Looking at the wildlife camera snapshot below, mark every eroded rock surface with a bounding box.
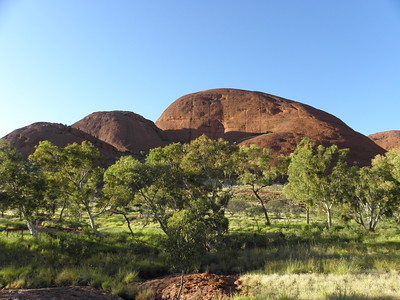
[1,89,387,165]
[369,130,400,151]
[2,122,118,158]
[72,111,169,154]
[156,88,385,165]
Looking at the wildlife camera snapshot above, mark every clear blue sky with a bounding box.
[0,0,399,138]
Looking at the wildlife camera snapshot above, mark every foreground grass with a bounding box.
[235,273,400,299]
[0,230,167,298]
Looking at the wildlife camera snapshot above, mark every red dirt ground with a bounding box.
[138,273,239,300]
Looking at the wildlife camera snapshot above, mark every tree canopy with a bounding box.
[236,144,279,225]
[30,140,105,237]
[284,138,351,228]
[104,135,236,271]
[347,149,400,231]
[0,140,46,237]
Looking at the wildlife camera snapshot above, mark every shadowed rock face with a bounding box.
[71,111,169,154]
[369,130,400,151]
[156,88,385,165]
[2,122,118,158]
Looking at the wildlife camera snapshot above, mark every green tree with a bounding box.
[164,208,209,295]
[283,139,315,224]
[104,142,191,237]
[103,155,148,237]
[236,144,278,225]
[180,135,237,239]
[284,138,351,228]
[30,141,105,237]
[386,148,400,223]
[347,150,400,231]
[386,148,400,182]
[0,140,46,237]
[104,136,236,273]
[0,189,12,217]
[133,143,187,234]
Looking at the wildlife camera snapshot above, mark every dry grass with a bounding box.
[235,272,400,299]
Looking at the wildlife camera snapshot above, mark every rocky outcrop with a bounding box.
[72,111,169,154]
[156,88,385,165]
[2,122,118,158]
[1,89,387,165]
[368,130,400,151]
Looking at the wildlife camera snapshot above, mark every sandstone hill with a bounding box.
[1,89,387,165]
[71,111,168,154]
[2,122,118,158]
[156,88,385,165]
[368,130,400,151]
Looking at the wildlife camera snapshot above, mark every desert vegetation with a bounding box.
[0,136,400,299]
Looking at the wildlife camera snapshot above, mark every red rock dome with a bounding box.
[156,88,385,165]
[369,130,400,151]
[2,122,117,158]
[72,111,169,154]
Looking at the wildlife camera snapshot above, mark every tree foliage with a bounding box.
[347,150,400,231]
[30,141,105,236]
[4,130,400,247]
[104,135,236,271]
[284,138,351,228]
[0,140,46,237]
[236,144,279,225]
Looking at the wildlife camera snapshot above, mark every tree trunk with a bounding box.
[86,207,104,238]
[306,207,310,224]
[253,188,271,225]
[26,220,38,238]
[327,208,332,228]
[21,208,38,238]
[369,211,380,232]
[176,270,185,300]
[58,198,68,223]
[356,204,366,231]
[122,213,135,237]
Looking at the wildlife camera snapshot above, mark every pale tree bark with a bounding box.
[176,271,185,300]
[26,220,38,238]
[327,209,332,228]
[323,202,333,228]
[21,209,38,238]
[86,207,104,238]
[58,198,68,223]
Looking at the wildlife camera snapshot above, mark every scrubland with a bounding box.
[1,185,400,299]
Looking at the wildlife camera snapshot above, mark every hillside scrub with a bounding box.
[1,137,400,239]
